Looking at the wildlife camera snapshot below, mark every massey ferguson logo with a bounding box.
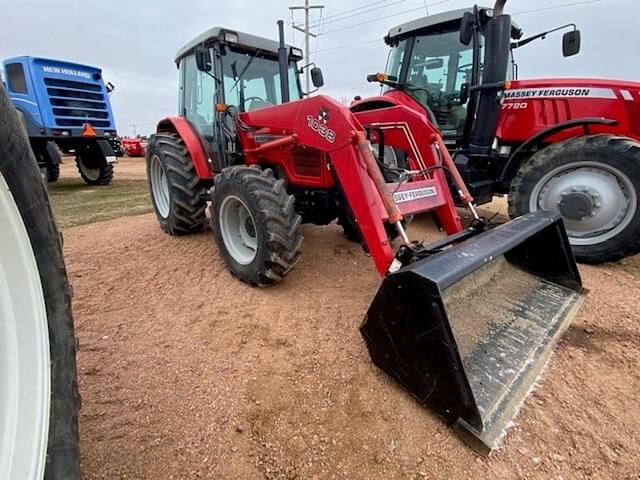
[307,107,336,143]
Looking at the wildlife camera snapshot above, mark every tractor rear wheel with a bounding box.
[0,85,80,478]
[75,141,114,186]
[210,166,303,286]
[146,133,208,235]
[509,134,640,263]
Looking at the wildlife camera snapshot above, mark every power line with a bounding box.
[311,0,391,24]
[321,0,450,36]
[290,1,324,92]
[308,0,407,29]
[313,10,325,63]
[314,0,604,53]
[316,38,381,53]
[514,0,603,15]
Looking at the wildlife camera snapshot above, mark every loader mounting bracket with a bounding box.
[396,218,490,267]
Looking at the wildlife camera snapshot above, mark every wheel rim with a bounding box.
[0,173,50,478]
[219,195,258,265]
[530,160,637,246]
[149,154,170,219]
[78,156,101,182]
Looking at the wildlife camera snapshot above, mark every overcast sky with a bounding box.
[2,0,637,136]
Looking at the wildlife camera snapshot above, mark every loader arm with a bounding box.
[237,95,465,275]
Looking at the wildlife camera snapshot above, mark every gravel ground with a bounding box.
[61,161,640,479]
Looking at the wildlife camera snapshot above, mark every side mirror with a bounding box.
[459,82,470,105]
[562,30,581,57]
[310,67,324,88]
[459,12,475,46]
[425,58,444,70]
[195,46,212,72]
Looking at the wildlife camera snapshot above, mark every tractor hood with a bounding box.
[506,78,640,100]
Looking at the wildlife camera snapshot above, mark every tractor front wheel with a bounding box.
[509,134,640,263]
[75,141,114,185]
[210,166,303,286]
[145,133,208,235]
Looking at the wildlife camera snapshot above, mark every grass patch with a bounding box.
[48,177,152,229]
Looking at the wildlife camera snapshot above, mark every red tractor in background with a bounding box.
[358,3,640,263]
[121,136,146,157]
[145,5,587,454]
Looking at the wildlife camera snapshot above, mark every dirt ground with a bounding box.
[59,160,640,479]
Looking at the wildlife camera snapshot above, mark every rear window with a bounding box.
[6,63,28,94]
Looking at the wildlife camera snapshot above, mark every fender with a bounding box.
[156,116,213,179]
[499,117,619,185]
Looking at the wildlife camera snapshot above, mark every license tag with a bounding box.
[393,186,437,204]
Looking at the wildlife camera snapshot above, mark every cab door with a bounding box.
[179,53,220,168]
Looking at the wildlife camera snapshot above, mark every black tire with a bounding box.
[75,141,114,185]
[338,211,413,244]
[145,132,208,235]
[337,212,361,242]
[47,163,61,183]
[46,142,61,182]
[0,87,80,477]
[210,166,303,286]
[509,134,640,263]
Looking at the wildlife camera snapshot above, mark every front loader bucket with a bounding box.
[360,211,586,454]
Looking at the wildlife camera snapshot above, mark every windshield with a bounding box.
[387,30,480,136]
[222,47,301,112]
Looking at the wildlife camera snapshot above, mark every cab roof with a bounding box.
[175,27,302,64]
[385,7,522,45]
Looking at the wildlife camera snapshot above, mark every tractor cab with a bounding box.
[174,27,322,169]
[376,7,522,147]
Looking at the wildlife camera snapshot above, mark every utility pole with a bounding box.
[289,0,324,92]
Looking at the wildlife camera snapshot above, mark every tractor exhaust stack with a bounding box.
[277,20,290,103]
[361,211,586,454]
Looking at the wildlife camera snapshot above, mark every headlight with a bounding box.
[221,31,239,44]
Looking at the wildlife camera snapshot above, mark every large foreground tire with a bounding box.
[0,87,80,477]
[509,134,640,263]
[75,140,114,185]
[210,166,303,286]
[145,133,208,235]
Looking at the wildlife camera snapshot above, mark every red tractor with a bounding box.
[122,136,145,157]
[358,2,640,263]
[146,8,586,453]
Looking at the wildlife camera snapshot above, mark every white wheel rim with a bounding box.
[0,173,50,479]
[78,156,101,182]
[530,161,637,246]
[219,195,258,265]
[149,155,170,219]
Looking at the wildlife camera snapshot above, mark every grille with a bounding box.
[44,77,111,128]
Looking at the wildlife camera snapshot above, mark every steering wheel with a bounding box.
[457,63,473,73]
[242,96,266,111]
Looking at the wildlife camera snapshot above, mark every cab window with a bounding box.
[182,54,216,142]
[6,63,28,94]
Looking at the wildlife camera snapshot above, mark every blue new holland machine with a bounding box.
[2,56,118,184]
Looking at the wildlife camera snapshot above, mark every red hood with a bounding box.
[511,77,640,90]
